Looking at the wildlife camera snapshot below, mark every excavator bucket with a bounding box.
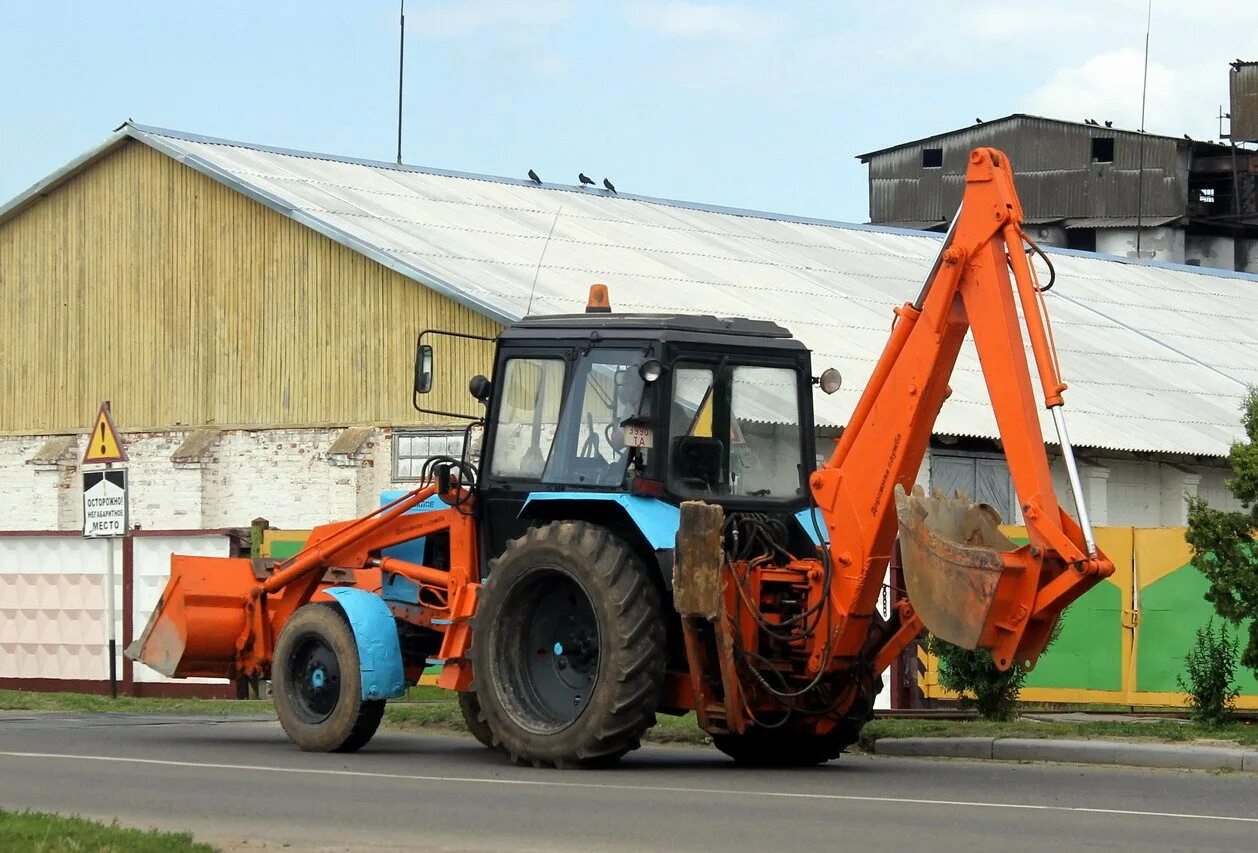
[126,555,256,679]
[894,484,1016,650]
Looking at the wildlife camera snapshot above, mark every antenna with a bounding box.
[1134,0,1152,259]
[396,0,405,165]
[525,204,565,317]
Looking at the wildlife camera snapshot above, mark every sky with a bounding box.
[2,1,1255,222]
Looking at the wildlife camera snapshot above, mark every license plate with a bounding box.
[623,423,653,449]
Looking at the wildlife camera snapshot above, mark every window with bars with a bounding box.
[392,430,466,481]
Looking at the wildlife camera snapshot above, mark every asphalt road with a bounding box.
[0,712,1255,851]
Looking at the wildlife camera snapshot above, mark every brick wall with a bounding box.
[0,427,464,532]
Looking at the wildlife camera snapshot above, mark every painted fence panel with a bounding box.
[919,525,1258,709]
[0,536,117,682]
[0,532,234,693]
[1133,528,1258,701]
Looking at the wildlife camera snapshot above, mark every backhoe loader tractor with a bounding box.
[129,149,1114,767]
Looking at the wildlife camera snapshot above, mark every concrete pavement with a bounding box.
[1,712,1256,851]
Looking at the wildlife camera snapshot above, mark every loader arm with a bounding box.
[810,148,1114,672]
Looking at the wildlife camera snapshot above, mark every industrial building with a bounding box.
[857,108,1258,273]
[0,121,1254,534]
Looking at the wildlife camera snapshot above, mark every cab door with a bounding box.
[477,349,571,565]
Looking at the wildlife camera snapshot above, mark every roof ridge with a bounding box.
[123,121,931,239]
[855,112,1234,161]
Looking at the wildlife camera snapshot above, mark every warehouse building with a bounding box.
[857,113,1258,272]
[0,122,1254,534]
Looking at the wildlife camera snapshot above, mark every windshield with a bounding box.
[541,349,649,487]
[668,363,804,501]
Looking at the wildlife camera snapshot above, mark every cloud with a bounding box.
[410,0,573,39]
[1027,48,1219,137]
[627,2,789,40]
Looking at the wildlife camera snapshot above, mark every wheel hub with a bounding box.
[288,635,341,722]
[498,570,601,733]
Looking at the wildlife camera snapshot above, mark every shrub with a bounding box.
[926,634,1026,721]
[1177,618,1241,726]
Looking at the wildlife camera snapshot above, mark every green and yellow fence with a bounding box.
[919,526,1258,709]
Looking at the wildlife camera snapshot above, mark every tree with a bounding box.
[1185,388,1258,675]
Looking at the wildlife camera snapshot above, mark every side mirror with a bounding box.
[414,344,434,395]
[817,367,842,395]
[468,374,492,403]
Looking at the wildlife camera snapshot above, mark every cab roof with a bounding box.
[501,313,802,349]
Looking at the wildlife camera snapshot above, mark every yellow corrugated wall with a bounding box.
[0,140,500,434]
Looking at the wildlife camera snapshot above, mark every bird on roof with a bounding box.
[1184,134,1193,141]
[1104,120,1113,127]
[975,117,983,124]
[602,178,616,193]
[527,169,542,184]
[579,173,595,187]
[1084,118,1098,126]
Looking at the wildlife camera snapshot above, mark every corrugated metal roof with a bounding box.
[855,113,1232,161]
[1065,216,1182,230]
[8,122,1256,458]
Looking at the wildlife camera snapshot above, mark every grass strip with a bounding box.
[4,689,1254,749]
[0,809,213,852]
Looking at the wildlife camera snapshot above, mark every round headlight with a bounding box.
[639,359,665,383]
[818,367,842,395]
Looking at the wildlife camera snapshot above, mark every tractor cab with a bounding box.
[415,286,832,566]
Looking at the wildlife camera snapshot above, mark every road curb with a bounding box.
[874,737,1258,771]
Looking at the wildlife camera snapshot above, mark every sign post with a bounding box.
[82,402,128,699]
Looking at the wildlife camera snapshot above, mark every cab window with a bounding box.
[489,357,565,479]
[668,363,803,500]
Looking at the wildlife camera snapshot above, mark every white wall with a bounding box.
[937,450,1237,528]
[1184,234,1235,271]
[1241,239,1258,274]
[1095,226,1185,264]
[0,428,450,533]
[5,429,1243,537]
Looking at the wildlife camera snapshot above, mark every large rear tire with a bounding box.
[272,603,385,753]
[472,521,666,768]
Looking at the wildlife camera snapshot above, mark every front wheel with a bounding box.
[472,521,666,768]
[272,603,385,752]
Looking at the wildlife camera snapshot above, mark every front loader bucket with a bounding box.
[126,555,256,679]
[894,484,1016,650]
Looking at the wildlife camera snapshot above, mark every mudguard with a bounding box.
[323,587,407,701]
[520,493,680,549]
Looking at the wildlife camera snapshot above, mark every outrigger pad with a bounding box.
[895,484,1015,650]
[674,500,725,620]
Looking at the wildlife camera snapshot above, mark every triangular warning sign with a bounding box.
[83,403,128,464]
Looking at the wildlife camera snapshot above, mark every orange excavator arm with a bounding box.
[811,147,1114,673]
